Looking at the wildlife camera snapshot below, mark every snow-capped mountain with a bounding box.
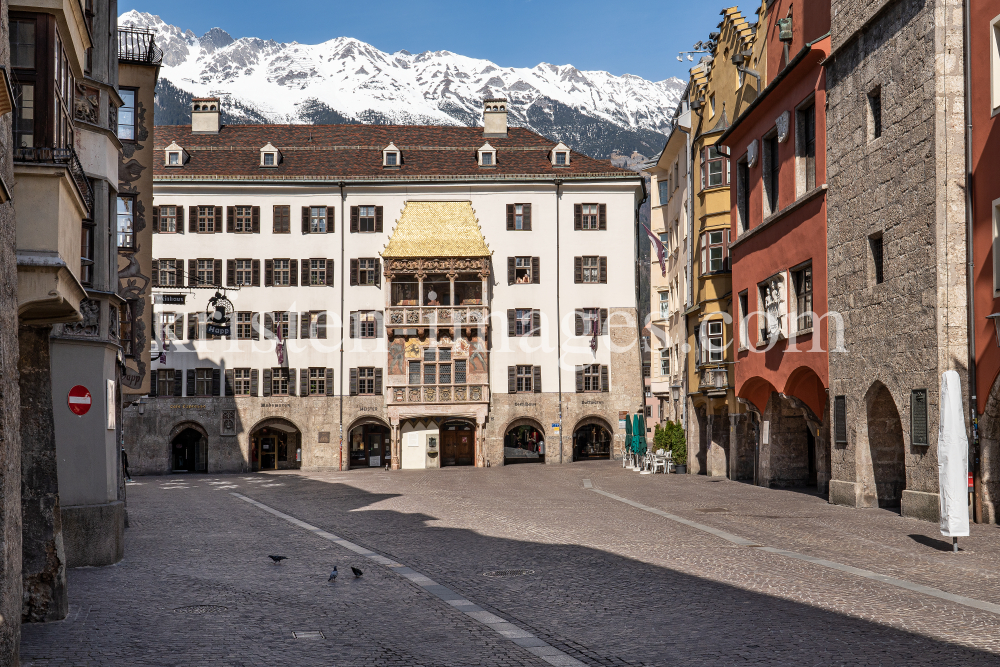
[121,10,685,159]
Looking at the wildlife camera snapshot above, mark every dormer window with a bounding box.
[482,152,493,166]
[263,153,275,166]
[168,152,180,166]
[382,142,400,168]
[259,142,281,168]
[477,142,496,167]
[555,152,567,166]
[550,142,571,167]
[164,141,186,167]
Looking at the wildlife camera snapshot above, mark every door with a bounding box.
[441,431,457,466]
[261,437,277,470]
[367,433,383,467]
[455,430,474,465]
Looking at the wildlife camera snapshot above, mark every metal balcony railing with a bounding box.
[14,147,93,216]
[117,26,163,65]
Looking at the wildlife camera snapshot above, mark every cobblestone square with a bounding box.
[21,464,1000,666]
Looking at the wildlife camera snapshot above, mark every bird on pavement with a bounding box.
[329,567,338,581]
[268,555,288,564]
[351,566,363,578]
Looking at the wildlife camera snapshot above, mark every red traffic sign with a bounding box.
[68,385,92,416]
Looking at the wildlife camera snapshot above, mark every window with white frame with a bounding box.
[792,263,813,332]
[235,206,253,232]
[159,312,180,341]
[235,259,252,285]
[236,312,252,340]
[658,179,669,205]
[357,206,375,233]
[738,291,749,349]
[234,369,251,395]
[993,15,1000,111]
[167,151,181,166]
[309,368,326,395]
[310,206,327,233]
[660,348,670,376]
[659,291,669,319]
[273,259,290,285]
[707,320,724,363]
[159,205,177,232]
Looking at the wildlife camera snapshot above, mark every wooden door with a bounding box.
[455,430,474,465]
[441,431,457,466]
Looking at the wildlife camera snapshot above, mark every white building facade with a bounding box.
[125,99,645,472]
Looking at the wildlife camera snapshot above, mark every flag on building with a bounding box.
[643,224,666,277]
[276,322,285,366]
[590,313,599,353]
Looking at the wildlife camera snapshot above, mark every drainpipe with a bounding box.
[555,180,564,463]
[339,182,346,470]
[962,0,981,522]
[685,117,696,434]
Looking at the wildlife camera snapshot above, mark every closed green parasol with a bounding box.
[632,414,647,457]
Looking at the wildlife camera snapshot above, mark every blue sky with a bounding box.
[124,1,760,82]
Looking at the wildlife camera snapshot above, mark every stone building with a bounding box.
[126,99,644,474]
[825,0,967,520]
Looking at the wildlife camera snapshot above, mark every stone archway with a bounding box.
[347,417,391,469]
[572,416,613,461]
[168,421,208,473]
[249,417,302,472]
[503,417,546,464]
[865,381,906,508]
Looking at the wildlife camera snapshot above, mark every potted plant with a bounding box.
[668,421,687,474]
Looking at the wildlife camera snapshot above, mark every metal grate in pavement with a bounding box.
[174,605,228,614]
[292,631,325,639]
[696,507,730,513]
[482,569,534,578]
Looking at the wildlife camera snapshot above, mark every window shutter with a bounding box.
[598,203,607,230]
[152,206,159,233]
[575,366,584,392]
[227,260,235,287]
[186,369,196,396]
[374,368,383,394]
[599,257,608,283]
[600,308,608,334]
[725,157,730,186]
[173,369,183,396]
[375,311,383,338]
[151,260,159,287]
[251,312,261,340]
[214,259,222,286]
[264,313,273,339]
[574,257,582,283]
[173,316,183,340]
[325,368,334,396]
[506,204,515,230]
[375,206,383,233]
[176,206,185,234]
[302,206,310,234]
[601,365,609,392]
[301,311,310,339]
[350,206,359,233]
[574,203,582,230]
[523,203,531,230]
[349,368,358,396]
[507,257,515,285]
[227,206,235,232]
[300,368,308,396]
[188,206,197,232]
[225,369,234,397]
[287,312,297,339]
[188,259,197,286]
[301,261,309,286]
[349,312,357,339]
[262,369,272,397]
[187,313,198,340]
[288,369,296,396]
[508,366,516,393]
[531,257,540,284]
[212,368,221,396]
[374,260,382,288]
[575,310,583,336]
[264,259,273,286]
[507,309,516,336]
[289,259,298,286]
[834,396,847,443]
[326,206,335,233]
[723,230,731,271]
[214,206,223,233]
[326,260,335,286]
[252,260,260,286]
[317,312,327,339]
[701,234,707,275]
[701,148,707,190]
[250,369,259,396]
[533,366,541,393]
[350,259,358,286]
[150,370,158,396]
[252,206,260,233]
[531,310,540,337]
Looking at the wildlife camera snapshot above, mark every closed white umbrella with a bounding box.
[937,370,969,551]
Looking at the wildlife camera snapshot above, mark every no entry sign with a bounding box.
[68,385,92,416]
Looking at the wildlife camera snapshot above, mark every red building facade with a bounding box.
[719,0,832,491]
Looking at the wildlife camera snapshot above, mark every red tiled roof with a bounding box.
[153,125,638,181]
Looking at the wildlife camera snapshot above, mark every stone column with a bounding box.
[475,420,485,467]
[390,425,401,470]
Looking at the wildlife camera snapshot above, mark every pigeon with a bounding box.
[328,567,338,581]
[268,555,288,564]
[351,566,363,578]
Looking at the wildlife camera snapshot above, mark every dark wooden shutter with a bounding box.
[533,366,541,393]
[531,257,539,284]
[302,206,310,234]
[507,257,515,285]
[701,147,707,190]
[599,257,608,283]
[212,368,221,396]
[317,312,327,339]
[574,203,582,230]
[289,259,298,286]
[349,368,358,396]
[300,369,308,396]
[287,312,297,339]
[152,206,159,233]
[186,369,196,396]
[301,311,310,339]
[227,206,235,232]
[262,369,272,397]
[575,310,584,336]
[349,312,357,338]
[264,313,273,339]
[214,259,222,286]
[149,370,158,396]
[187,313,198,340]
[288,369,297,395]
[252,206,260,233]
[301,260,310,286]
[325,206,335,233]
[173,314,183,340]
[173,369,183,396]
[375,311,383,338]
[600,308,608,334]
[575,366,584,392]
[350,206,359,233]
[227,260,235,287]
[374,259,381,288]
[214,206,223,233]
[598,203,607,230]
[508,366,516,393]
[507,309,516,336]
[325,368,334,396]
[250,369,259,396]
[326,259,334,286]
[723,229,731,271]
[252,313,261,340]
[834,396,847,443]
[264,259,273,286]
[375,206,383,233]
[374,368,383,394]
[252,260,260,286]
[523,203,532,230]
[151,260,158,287]
[601,365,609,392]
[350,259,358,286]
[531,310,540,337]
[506,204,515,230]
[701,233,708,275]
[176,206,185,234]
[188,206,197,232]
[188,259,197,286]
[574,257,582,283]
[225,369,234,397]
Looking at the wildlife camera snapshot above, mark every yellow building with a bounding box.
[684,6,763,477]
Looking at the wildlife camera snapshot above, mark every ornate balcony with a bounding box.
[386,305,489,330]
[390,385,490,405]
[699,367,729,396]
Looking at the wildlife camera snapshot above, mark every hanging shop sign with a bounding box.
[205,291,233,337]
[160,294,187,305]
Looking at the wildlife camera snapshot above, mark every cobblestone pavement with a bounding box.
[21,463,1000,666]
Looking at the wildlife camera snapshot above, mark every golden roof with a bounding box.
[382,201,491,258]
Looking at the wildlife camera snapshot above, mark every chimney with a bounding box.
[191,97,221,134]
[483,98,508,138]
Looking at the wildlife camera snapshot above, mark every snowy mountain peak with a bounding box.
[121,11,685,158]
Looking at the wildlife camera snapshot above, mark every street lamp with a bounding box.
[671,385,681,402]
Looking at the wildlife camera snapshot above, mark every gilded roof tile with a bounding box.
[382,201,490,258]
